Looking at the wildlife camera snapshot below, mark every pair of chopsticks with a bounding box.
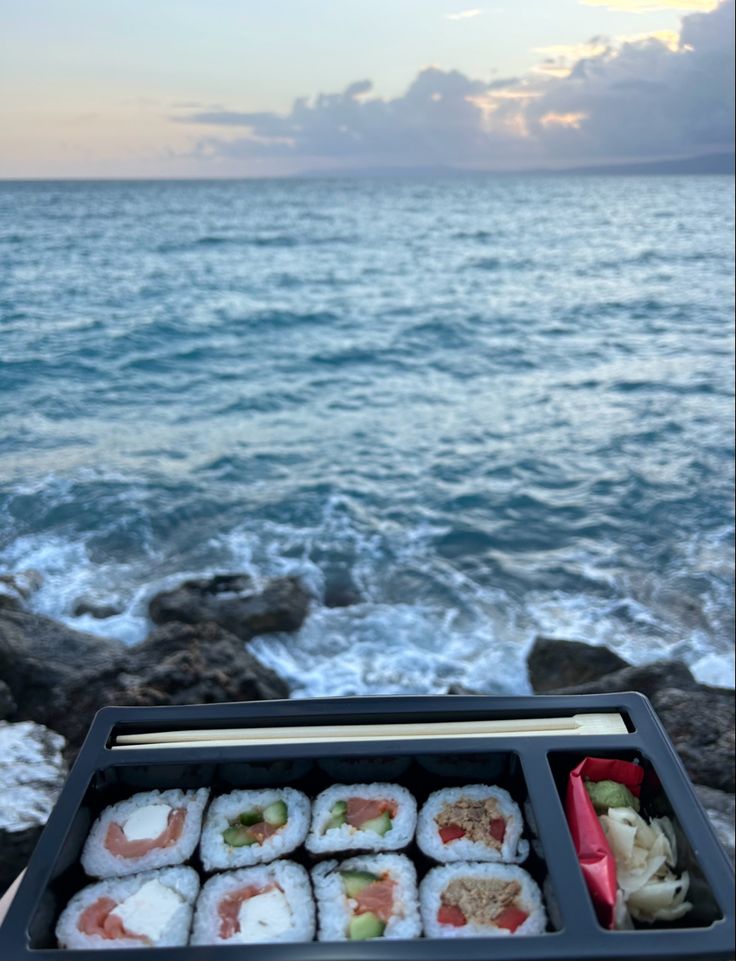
[111,712,627,750]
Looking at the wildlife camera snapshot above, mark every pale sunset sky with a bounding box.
[0,0,732,177]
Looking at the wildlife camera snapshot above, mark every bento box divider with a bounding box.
[519,743,602,939]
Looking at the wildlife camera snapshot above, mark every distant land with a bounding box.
[299,152,735,179]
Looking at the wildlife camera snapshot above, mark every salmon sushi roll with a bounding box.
[55,866,199,949]
[190,862,315,945]
[199,788,310,871]
[306,783,416,854]
[417,785,528,863]
[420,863,547,938]
[81,788,209,879]
[313,854,421,942]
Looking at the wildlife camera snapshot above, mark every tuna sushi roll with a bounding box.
[200,787,310,871]
[420,863,547,938]
[417,785,529,863]
[306,783,417,854]
[81,788,209,879]
[55,866,199,949]
[190,862,315,945]
[313,854,421,941]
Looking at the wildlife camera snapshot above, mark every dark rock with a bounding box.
[54,622,289,752]
[694,784,735,867]
[0,721,66,893]
[651,687,735,793]
[0,608,120,727]
[527,637,630,693]
[148,574,311,640]
[0,681,16,719]
[446,683,482,696]
[0,570,42,612]
[0,593,22,613]
[548,660,699,699]
[72,599,122,619]
[322,568,362,608]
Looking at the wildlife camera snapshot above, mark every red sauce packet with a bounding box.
[565,757,645,928]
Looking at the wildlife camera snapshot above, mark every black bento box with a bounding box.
[1,692,733,960]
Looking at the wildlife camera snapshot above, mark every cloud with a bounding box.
[178,0,734,171]
[533,29,680,77]
[580,0,718,12]
[445,8,484,19]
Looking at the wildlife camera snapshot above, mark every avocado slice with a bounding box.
[341,870,379,898]
[349,912,386,940]
[360,810,392,836]
[223,824,258,847]
[263,800,288,826]
[238,809,263,827]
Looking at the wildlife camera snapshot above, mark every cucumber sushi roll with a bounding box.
[81,788,209,879]
[306,783,417,854]
[313,854,421,942]
[200,787,310,871]
[417,785,528,863]
[420,863,547,938]
[190,862,315,945]
[55,866,199,949]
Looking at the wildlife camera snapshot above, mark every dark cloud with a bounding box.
[180,0,734,170]
[526,0,734,159]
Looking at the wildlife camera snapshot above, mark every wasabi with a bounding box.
[584,779,640,813]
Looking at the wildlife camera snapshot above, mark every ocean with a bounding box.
[0,175,733,695]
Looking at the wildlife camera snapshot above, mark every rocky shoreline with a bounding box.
[1,570,733,893]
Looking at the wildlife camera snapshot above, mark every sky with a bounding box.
[0,0,733,177]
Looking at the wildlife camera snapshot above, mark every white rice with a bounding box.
[81,788,209,879]
[306,783,417,854]
[55,866,199,949]
[416,785,528,863]
[199,787,310,871]
[190,861,315,945]
[420,862,547,938]
[312,853,421,941]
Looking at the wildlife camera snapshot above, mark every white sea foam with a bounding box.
[2,500,733,693]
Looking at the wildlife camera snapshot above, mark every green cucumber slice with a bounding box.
[360,810,392,836]
[263,800,288,826]
[222,825,258,847]
[341,870,379,898]
[238,809,262,827]
[330,800,348,817]
[349,912,385,940]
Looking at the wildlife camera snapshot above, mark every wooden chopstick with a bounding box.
[112,712,627,750]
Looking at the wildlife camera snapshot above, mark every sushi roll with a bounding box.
[420,863,547,938]
[313,854,421,942]
[190,861,315,945]
[81,788,209,879]
[55,866,199,949]
[417,785,528,863]
[306,783,417,854]
[200,787,310,871]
